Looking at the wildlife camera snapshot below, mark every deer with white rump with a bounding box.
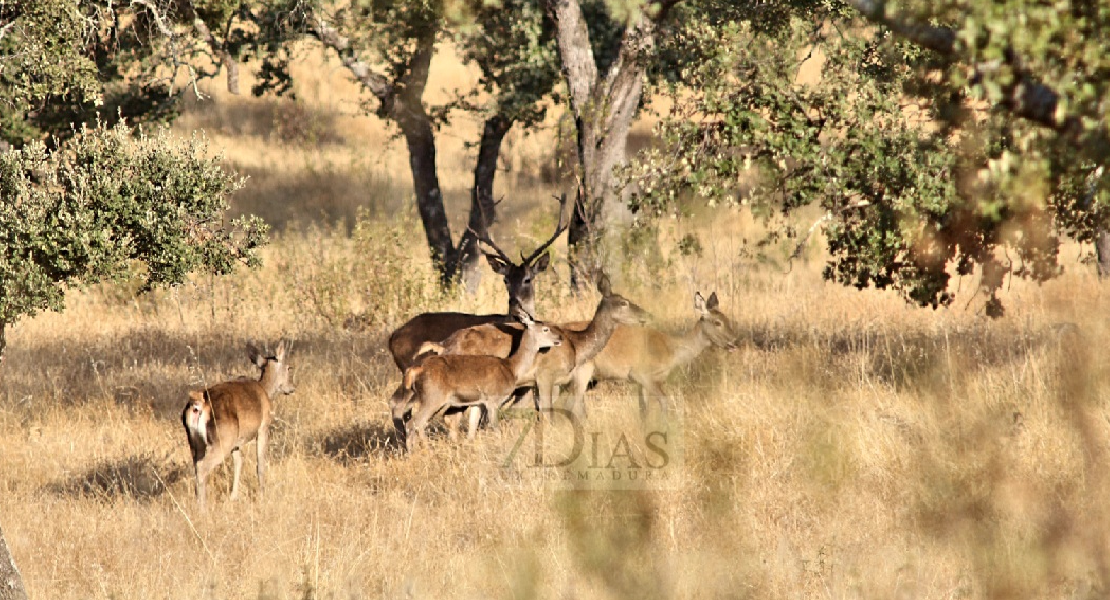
[182,341,296,511]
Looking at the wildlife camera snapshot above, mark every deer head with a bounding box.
[476,194,569,315]
[694,292,740,351]
[248,340,297,398]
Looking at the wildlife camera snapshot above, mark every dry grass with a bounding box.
[4,46,1110,600]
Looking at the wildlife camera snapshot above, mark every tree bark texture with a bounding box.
[0,525,28,600]
[1097,230,1110,278]
[549,0,671,287]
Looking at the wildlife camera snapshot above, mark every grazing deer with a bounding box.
[387,194,568,373]
[182,341,296,511]
[391,310,563,452]
[567,291,739,419]
[425,274,650,433]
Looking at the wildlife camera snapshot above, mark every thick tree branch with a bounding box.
[547,0,598,114]
[303,14,393,103]
[192,17,239,95]
[0,524,28,600]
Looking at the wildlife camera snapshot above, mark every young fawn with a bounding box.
[182,341,296,511]
[391,310,562,452]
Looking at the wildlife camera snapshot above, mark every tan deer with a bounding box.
[182,341,296,511]
[423,274,650,433]
[567,291,739,419]
[391,310,563,452]
[387,194,568,373]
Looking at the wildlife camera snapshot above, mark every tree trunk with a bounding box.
[0,525,28,600]
[397,109,455,282]
[390,32,459,286]
[458,114,514,292]
[1097,230,1110,278]
[549,0,666,288]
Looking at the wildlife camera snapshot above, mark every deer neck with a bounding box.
[258,365,282,398]
[568,302,619,367]
[506,329,545,382]
[669,319,713,371]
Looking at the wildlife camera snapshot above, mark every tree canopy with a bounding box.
[625,0,1110,316]
[0,3,268,357]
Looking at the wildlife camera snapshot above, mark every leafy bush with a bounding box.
[0,121,268,356]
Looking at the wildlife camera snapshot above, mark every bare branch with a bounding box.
[303,13,393,103]
[193,17,239,95]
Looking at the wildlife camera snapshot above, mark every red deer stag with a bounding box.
[387,194,568,373]
[567,292,739,419]
[423,274,650,433]
[391,309,563,452]
[182,341,295,511]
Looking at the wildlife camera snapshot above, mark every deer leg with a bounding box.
[466,406,482,440]
[256,426,269,498]
[407,401,440,452]
[193,459,214,512]
[484,397,501,431]
[535,375,554,416]
[229,448,244,501]
[639,379,668,421]
[569,363,595,420]
[444,411,461,441]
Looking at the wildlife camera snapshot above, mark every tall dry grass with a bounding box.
[3,44,1110,600]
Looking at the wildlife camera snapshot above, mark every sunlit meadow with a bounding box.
[2,45,1109,600]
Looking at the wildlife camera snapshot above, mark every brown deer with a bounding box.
[567,291,739,419]
[387,194,568,373]
[423,274,650,433]
[391,309,563,452]
[182,341,296,511]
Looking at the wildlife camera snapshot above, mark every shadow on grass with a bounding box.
[48,454,189,502]
[314,420,405,464]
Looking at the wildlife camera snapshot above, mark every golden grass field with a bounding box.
[4,47,1110,600]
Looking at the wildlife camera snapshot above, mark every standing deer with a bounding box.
[391,309,563,452]
[387,194,568,372]
[182,341,296,511]
[423,274,650,433]
[567,291,739,419]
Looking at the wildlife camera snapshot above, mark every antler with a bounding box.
[521,193,569,266]
[470,226,513,265]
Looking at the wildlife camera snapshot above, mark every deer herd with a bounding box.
[182,198,740,509]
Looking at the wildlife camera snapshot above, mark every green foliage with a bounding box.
[0,0,250,147]
[456,0,561,127]
[0,121,267,328]
[626,3,1110,315]
[0,0,102,145]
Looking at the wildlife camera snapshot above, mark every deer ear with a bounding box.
[247,343,266,368]
[485,253,511,276]
[706,292,719,311]
[513,306,535,326]
[532,252,551,272]
[275,340,287,362]
[694,292,707,313]
[596,272,612,296]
